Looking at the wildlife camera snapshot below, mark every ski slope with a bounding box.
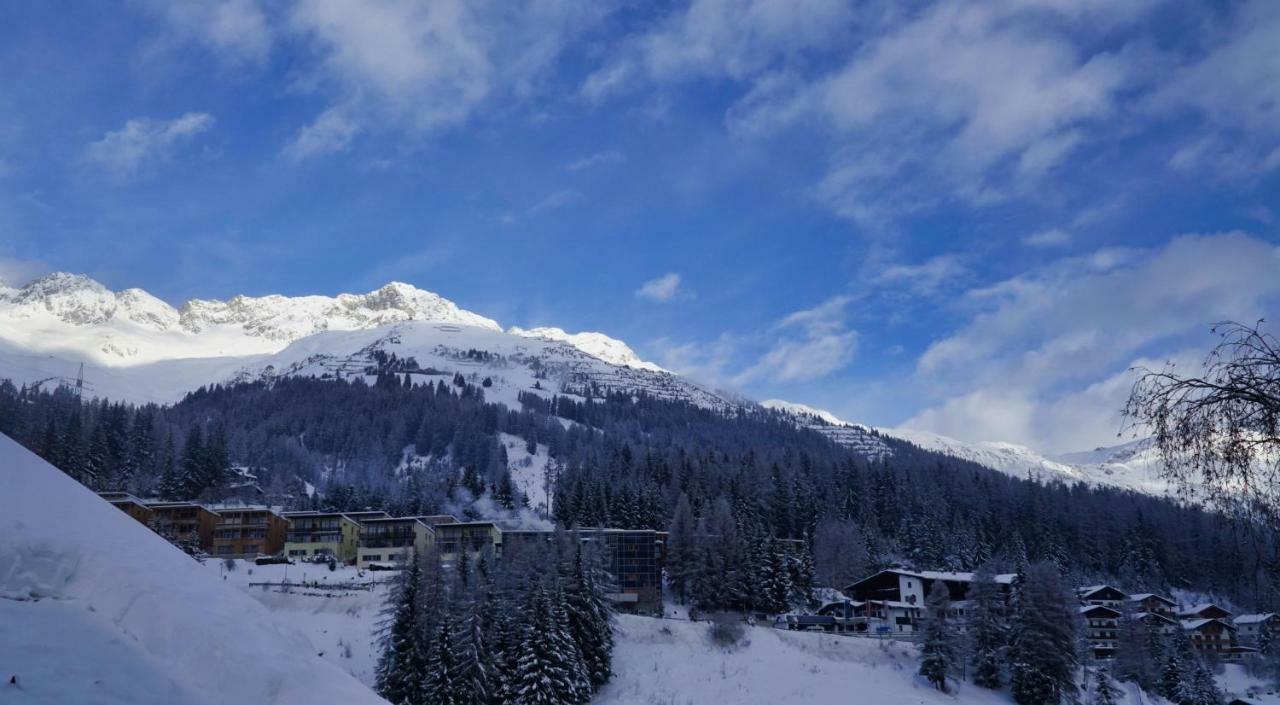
[0,432,388,705]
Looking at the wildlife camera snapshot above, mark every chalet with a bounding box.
[357,517,433,568]
[283,511,386,563]
[816,599,923,634]
[1131,611,1179,634]
[1077,585,1127,608]
[1080,605,1122,659]
[98,491,154,526]
[1180,603,1234,621]
[1128,593,1177,618]
[148,502,220,550]
[844,569,1017,607]
[1181,618,1239,657]
[1234,613,1280,644]
[209,505,288,557]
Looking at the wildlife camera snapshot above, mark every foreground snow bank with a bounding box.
[0,433,387,705]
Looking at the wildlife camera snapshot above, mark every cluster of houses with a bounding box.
[789,568,1279,663]
[98,492,667,612]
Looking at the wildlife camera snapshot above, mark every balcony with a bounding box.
[360,538,415,549]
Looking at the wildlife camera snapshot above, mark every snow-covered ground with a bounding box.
[0,432,387,705]
[204,560,394,687]
[501,432,553,516]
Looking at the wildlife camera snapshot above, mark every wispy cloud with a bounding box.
[526,189,584,216]
[735,295,857,384]
[905,231,1280,452]
[872,254,968,296]
[282,108,360,160]
[566,150,625,171]
[1023,228,1072,248]
[84,113,214,177]
[635,272,682,302]
[143,0,272,65]
[0,256,50,288]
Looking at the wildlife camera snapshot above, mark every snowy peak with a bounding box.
[761,399,854,427]
[7,272,120,325]
[508,326,664,372]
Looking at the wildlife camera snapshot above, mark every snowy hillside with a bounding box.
[763,399,1177,497]
[0,432,387,705]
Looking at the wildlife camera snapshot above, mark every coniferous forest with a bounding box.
[1,373,1277,615]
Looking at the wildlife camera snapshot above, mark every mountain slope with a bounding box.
[0,432,388,705]
[762,399,1175,496]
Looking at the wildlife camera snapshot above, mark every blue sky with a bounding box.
[2,0,1279,453]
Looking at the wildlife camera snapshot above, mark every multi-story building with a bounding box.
[1081,604,1122,659]
[283,511,386,563]
[1077,585,1127,609]
[1234,613,1280,644]
[1180,603,1234,621]
[209,505,288,557]
[492,528,668,614]
[148,502,221,550]
[433,521,503,565]
[98,491,154,526]
[1128,593,1177,618]
[357,517,433,568]
[1181,618,1243,658]
[845,569,1018,607]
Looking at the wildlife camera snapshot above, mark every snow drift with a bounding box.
[0,432,388,705]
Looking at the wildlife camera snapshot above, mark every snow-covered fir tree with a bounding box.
[967,563,1006,689]
[376,553,428,705]
[917,580,955,692]
[1009,563,1078,705]
[1091,668,1120,705]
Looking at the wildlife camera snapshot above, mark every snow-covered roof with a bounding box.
[1179,603,1233,617]
[1080,605,1121,616]
[1234,613,1277,624]
[1131,611,1178,624]
[1077,584,1125,598]
[860,568,1017,586]
[1181,618,1236,632]
[1128,593,1176,605]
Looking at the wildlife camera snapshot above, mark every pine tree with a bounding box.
[1091,668,1120,705]
[565,545,614,688]
[1009,563,1078,705]
[666,493,696,603]
[918,580,955,692]
[376,553,428,705]
[968,563,1006,689]
[512,581,586,705]
[456,595,494,705]
[423,611,462,705]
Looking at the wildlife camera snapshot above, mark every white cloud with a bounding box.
[735,295,857,384]
[872,254,968,295]
[1023,228,1071,248]
[635,273,682,302]
[285,0,616,153]
[84,113,214,177]
[904,232,1280,452]
[144,0,272,65]
[566,150,625,171]
[526,189,583,216]
[282,108,360,160]
[1150,1,1280,178]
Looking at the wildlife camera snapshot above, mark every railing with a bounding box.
[360,538,415,549]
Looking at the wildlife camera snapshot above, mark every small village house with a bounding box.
[1234,613,1280,644]
[1080,604,1122,659]
[1077,585,1127,609]
[1128,593,1177,618]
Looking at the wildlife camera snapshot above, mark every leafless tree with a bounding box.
[1123,321,1280,520]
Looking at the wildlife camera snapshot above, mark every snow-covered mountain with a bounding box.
[0,273,684,405]
[507,326,665,372]
[762,399,1177,497]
